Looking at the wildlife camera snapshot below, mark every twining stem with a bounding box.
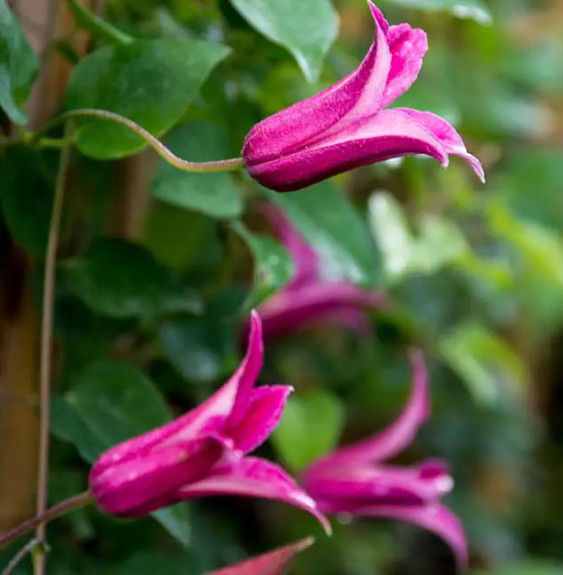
[51,109,245,173]
[34,125,73,575]
[2,538,42,575]
[0,492,92,553]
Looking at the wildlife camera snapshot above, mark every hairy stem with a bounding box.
[48,109,245,172]
[0,492,92,552]
[34,125,73,575]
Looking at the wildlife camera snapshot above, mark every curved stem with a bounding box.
[0,492,92,552]
[47,109,245,173]
[34,124,73,575]
[2,538,42,575]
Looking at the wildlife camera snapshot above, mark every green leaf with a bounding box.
[228,0,338,82]
[272,389,344,471]
[66,37,230,158]
[232,221,294,308]
[0,0,39,124]
[0,147,54,255]
[382,0,492,24]
[151,121,242,219]
[158,317,235,383]
[65,238,202,319]
[51,361,190,545]
[265,181,381,287]
[480,561,563,575]
[439,323,528,405]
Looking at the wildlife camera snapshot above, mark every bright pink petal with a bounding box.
[382,24,428,107]
[263,205,320,291]
[177,457,331,534]
[248,107,484,191]
[207,537,314,575]
[260,282,385,339]
[315,349,429,465]
[341,503,468,569]
[228,385,293,453]
[90,436,224,516]
[304,460,453,505]
[242,1,391,166]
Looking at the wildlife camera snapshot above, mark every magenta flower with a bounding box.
[89,311,329,532]
[242,1,484,192]
[207,537,313,575]
[302,350,468,567]
[259,205,385,339]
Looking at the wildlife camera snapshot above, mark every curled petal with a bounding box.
[207,537,314,575]
[178,457,331,534]
[382,24,428,107]
[304,460,453,505]
[343,503,468,569]
[242,1,391,166]
[90,437,224,516]
[250,108,483,191]
[260,283,385,339]
[228,385,293,453]
[316,349,429,465]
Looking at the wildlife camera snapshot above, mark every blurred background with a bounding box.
[1,0,563,573]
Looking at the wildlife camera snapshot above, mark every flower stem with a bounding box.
[0,492,92,553]
[2,538,43,575]
[34,124,73,575]
[48,109,245,173]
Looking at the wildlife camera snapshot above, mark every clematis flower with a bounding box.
[302,350,468,568]
[89,311,329,532]
[259,205,385,339]
[207,537,314,575]
[242,1,484,192]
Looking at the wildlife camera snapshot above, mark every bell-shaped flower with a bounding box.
[302,350,467,568]
[242,1,484,192]
[207,537,314,575]
[259,205,385,339]
[89,311,329,532]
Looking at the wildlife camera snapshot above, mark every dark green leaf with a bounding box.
[265,181,381,287]
[66,37,230,158]
[158,317,235,383]
[228,0,338,82]
[151,121,242,219]
[65,238,202,319]
[0,0,39,123]
[51,361,190,545]
[0,147,54,255]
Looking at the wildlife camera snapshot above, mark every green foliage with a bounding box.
[0,0,38,124]
[66,37,230,158]
[383,0,492,24]
[228,0,339,82]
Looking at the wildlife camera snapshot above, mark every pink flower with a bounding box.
[89,311,329,532]
[207,537,313,575]
[242,1,484,192]
[259,205,385,339]
[302,350,468,567]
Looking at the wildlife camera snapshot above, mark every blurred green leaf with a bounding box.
[51,361,190,545]
[383,0,492,24]
[66,38,230,158]
[0,0,39,124]
[228,0,338,82]
[65,238,202,319]
[272,389,344,471]
[158,317,235,383]
[112,552,196,575]
[478,561,563,575]
[266,181,381,287]
[439,323,528,405]
[368,192,468,283]
[232,221,294,308]
[151,121,242,219]
[0,147,53,255]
